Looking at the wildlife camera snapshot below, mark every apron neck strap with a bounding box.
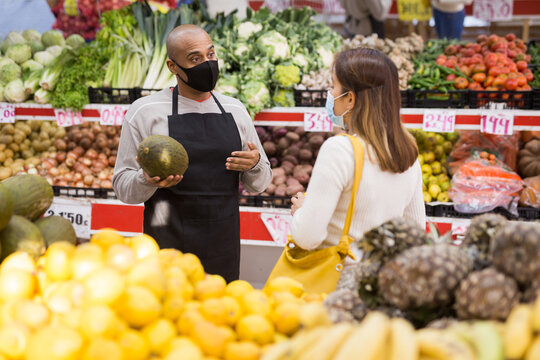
[210,92,227,115]
[171,86,227,116]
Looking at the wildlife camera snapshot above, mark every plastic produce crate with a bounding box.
[433,203,538,221]
[469,90,533,109]
[408,90,468,108]
[88,87,136,104]
[53,186,116,199]
[239,195,292,208]
[533,88,540,109]
[132,88,162,101]
[294,89,327,107]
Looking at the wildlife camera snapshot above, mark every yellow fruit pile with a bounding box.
[0,228,328,360]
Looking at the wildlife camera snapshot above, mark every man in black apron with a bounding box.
[113,25,272,282]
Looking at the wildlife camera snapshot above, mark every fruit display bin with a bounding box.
[469,90,533,110]
[294,89,410,108]
[52,185,115,199]
[432,203,540,221]
[406,90,469,109]
[87,87,137,104]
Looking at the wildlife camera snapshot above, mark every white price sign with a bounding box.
[54,108,84,127]
[0,103,15,123]
[480,111,514,135]
[473,0,513,21]
[304,111,333,132]
[100,105,126,126]
[45,198,91,239]
[422,109,456,133]
[261,213,292,245]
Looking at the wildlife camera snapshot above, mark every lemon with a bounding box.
[80,305,121,339]
[158,249,183,268]
[298,303,331,329]
[200,298,228,326]
[271,291,300,306]
[116,285,162,328]
[36,268,51,294]
[221,296,243,327]
[163,337,203,360]
[13,299,50,330]
[142,318,177,355]
[0,323,29,358]
[177,309,205,336]
[118,330,150,360]
[71,243,104,280]
[236,314,275,345]
[301,292,325,302]
[127,257,166,300]
[191,320,231,358]
[0,268,36,300]
[224,341,260,360]
[225,280,253,301]
[43,280,85,314]
[163,295,185,321]
[271,301,301,336]
[82,337,123,360]
[1,251,36,274]
[164,266,193,300]
[45,242,75,281]
[56,307,83,330]
[105,244,136,273]
[175,253,205,284]
[125,234,159,260]
[194,275,226,301]
[241,290,271,317]
[90,228,125,251]
[83,267,125,306]
[264,277,304,298]
[26,324,83,360]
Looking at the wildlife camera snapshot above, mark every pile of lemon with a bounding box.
[0,229,329,360]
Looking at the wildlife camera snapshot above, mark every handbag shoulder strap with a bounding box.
[339,134,365,237]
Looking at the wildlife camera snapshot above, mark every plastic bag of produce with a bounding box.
[449,151,524,216]
[519,175,540,208]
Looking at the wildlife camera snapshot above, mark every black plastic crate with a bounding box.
[533,88,540,109]
[400,89,410,108]
[408,90,468,108]
[88,87,136,104]
[518,206,540,220]
[469,90,533,109]
[239,195,292,208]
[434,203,538,221]
[52,186,115,199]
[424,203,435,217]
[132,88,162,101]
[294,89,326,107]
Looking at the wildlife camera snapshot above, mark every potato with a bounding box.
[273,167,286,179]
[275,184,287,197]
[263,141,277,156]
[281,161,295,175]
[285,132,300,142]
[299,149,313,162]
[308,134,325,148]
[265,183,277,195]
[0,167,12,180]
[282,155,299,166]
[293,166,310,185]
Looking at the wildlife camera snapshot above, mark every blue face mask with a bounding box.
[325,90,350,129]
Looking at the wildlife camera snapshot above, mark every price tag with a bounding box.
[473,0,513,21]
[397,0,432,21]
[261,213,292,245]
[422,109,456,133]
[100,105,126,126]
[54,108,84,127]
[304,111,333,132]
[480,111,514,135]
[0,103,15,123]
[45,198,92,239]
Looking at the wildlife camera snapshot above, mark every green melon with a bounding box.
[137,135,189,180]
[34,215,77,247]
[1,174,54,221]
[0,183,13,232]
[0,215,46,261]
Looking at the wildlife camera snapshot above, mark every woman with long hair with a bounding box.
[290,48,425,254]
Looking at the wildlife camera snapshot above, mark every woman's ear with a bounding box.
[347,91,356,110]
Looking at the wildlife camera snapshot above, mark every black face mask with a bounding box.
[173,59,219,93]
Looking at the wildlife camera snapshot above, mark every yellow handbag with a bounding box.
[264,134,365,294]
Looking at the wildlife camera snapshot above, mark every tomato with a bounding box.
[436,58,446,66]
[484,75,495,87]
[445,45,457,56]
[477,34,488,44]
[446,74,457,82]
[472,63,486,74]
[486,86,499,99]
[472,44,482,53]
[505,77,518,91]
[516,60,528,72]
[525,71,534,82]
[508,41,516,50]
[484,53,498,68]
[500,66,510,75]
[526,55,532,63]
[459,65,472,77]
[515,53,526,62]
[444,60,456,69]
[454,77,469,89]
[493,74,508,88]
[462,48,475,58]
[509,63,518,73]
[517,75,527,87]
[472,72,486,83]
[488,66,502,77]
[516,39,527,50]
[488,34,499,47]
[506,33,516,42]
[507,50,517,59]
[468,82,483,90]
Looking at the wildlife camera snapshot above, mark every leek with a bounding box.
[24,69,43,94]
[34,88,50,104]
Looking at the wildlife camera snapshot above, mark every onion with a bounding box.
[106,126,117,137]
[80,138,92,150]
[64,172,74,182]
[107,139,115,149]
[81,168,93,177]
[92,160,107,172]
[82,157,92,167]
[91,124,102,135]
[65,158,75,168]
[73,146,84,157]
[73,173,83,182]
[54,139,67,151]
[74,162,86,173]
[98,170,108,181]
[97,153,108,162]
[66,151,78,161]
[96,136,108,149]
[67,141,76,150]
[49,167,60,177]
[55,179,68,187]
[75,181,84,187]
[86,149,98,160]
[108,155,116,167]
[83,175,94,186]
[101,179,113,188]
[56,152,66,163]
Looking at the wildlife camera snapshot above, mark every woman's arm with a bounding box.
[403,161,426,227]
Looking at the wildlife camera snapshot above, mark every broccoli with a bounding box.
[273,64,301,89]
[272,88,295,107]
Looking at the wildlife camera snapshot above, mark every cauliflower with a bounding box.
[234,42,250,58]
[241,80,271,116]
[272,88,295,107]
[33,51,55,67]
[256,31,289,62]
[215,74,239,97]
[273,64,301,88]
[317,45,334,69]
[244,61,270,82]
[292,53,310,72]
[237,21,263,39]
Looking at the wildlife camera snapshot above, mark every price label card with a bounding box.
[480,111,514,135]
[261,213,293,245]
[397,0,432,21]
[100,105,126,126]
[0,103,15,123]
[45,198,92,239]
[54,108,84,127]
[473,0,513,21]
[304,111,333,132]
[422,109,456,133]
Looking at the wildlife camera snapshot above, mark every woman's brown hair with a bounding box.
[334,48,418,173]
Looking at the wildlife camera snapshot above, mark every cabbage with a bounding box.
[0,84,4,102]
[0,63,22,83]
[42,30,65,47]
[237,22,263,39]
[66,34,85,50]
[4,79,27,103]
[29,41,44,55]
[21,60,43,78]
[0,57,15,69]
[256,31,290,62]
[46,45,63,57]
[22,29,41,43]
[34,51,55,66]
[1,32,25,53]
[6,44,32,64]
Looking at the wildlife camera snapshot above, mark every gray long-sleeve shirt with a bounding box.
[112,88,272,204]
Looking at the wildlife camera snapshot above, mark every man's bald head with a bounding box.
[166,24,211,61]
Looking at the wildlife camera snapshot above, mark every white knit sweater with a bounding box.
[291,135,426,254]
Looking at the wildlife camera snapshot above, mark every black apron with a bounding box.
[143,86,242,282]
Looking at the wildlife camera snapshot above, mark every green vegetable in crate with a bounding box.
[137,135,189,180]
[256,31,290,62]
[273,64,301,89]
[272,88,295,107]
[35,215,77,247]
[0,184,13,232]
[0,215,46,261]
[1,174,54,221]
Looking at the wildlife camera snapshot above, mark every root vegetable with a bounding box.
[263,141,276,156]
[281,161,295,175]
[285,132,300,142]
[308,135,325,148]
[265,183,276,195]
[269,157,279,168]
[277,137,290,152]
[282,155,299,166]
[272,127,288,140]
[293,165,310,185]
[299,149,313,162]
[275,184,287,197]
